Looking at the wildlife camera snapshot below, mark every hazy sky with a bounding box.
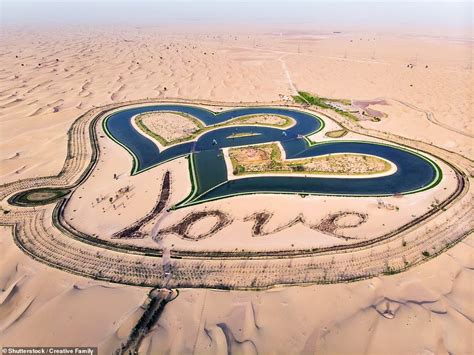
[1,0,472,33]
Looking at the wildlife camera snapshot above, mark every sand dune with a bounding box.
[145,235,472,354]
[0,27,471,186]
[0,24,472,353]
[0,226,147,352]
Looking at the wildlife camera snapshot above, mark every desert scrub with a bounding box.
[229,143,392,176]
[135,111,203,146]
[136,112,293,146]
[227,114,293,128]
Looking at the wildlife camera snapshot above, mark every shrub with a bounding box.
[292,165,305,172]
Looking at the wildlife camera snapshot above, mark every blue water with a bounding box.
[104,105,440,207]
[105,105,321,172]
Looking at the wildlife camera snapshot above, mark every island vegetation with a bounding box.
[135,112,293,146]
[228,143,392,176]
[325,129,348,138]
[9,188,70,206]
[226,132,261,139]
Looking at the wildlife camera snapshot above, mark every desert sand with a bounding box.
[0,22,472,355]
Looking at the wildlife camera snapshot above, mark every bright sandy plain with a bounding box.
[0,25,473,354]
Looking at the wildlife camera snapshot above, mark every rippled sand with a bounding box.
[0,25,472,354]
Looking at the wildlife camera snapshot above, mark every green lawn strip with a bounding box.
[293,91,359,121]
[176,154,199,207]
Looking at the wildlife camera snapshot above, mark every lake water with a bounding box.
[104,104,440,207]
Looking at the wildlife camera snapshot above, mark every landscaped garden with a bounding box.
[228,143,392,176]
